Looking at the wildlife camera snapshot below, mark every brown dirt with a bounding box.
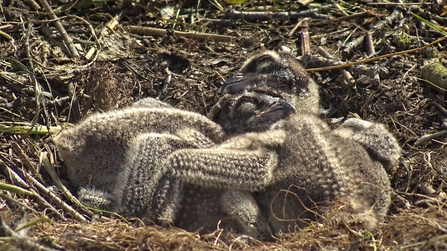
[1,1,447,250]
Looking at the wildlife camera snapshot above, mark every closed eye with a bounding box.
[234,97,259,113]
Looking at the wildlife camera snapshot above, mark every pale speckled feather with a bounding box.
[172,112,392,236]
[332,118,401,172]
[219,50,320,115]
[53,102,225,220]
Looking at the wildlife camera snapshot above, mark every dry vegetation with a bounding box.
[1,0,447,250]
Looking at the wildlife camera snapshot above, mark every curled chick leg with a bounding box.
[168,148,278,191]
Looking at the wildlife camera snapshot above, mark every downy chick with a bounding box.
[220,50,400,173]
[166,95,392,236]
[332,118,401,172]
[220,50,319,115]
[175,91,296,240]
[53,98,224,222]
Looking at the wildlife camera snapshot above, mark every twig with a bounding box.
[306,35,447,72]
[341,35,365,57]
[225,9,330,21]
[0,192,39,214]
[332,11,372,22]
[19,16,44,125]
[392,192,411,210]
[23,0,41,10]
[300,19,310,56]
[202,18,232,26]
[0,30,13,41]
[127,26,233,42]
[0,215,59,251]
[287,18,307,37]
[333,1,348,17]
[316,46,354,84]
[365,31,375,56]
[67,82,82,123]
[85,15,120,60]
[365,2,425,6]
[311,29,350,40]
[19,168,87,222]
[3,95,89,108]
[40,151,94,218]
[208,0,224,12]
[418,183,437,196]
[0,24,14,30]
[2,164,66,220]
[414,130,447,146]
[33,14,100,63]
[11,143,35,171]
[0,123,61,135]
[431,102,447,117]
[38,0,79,58]
[371,6,403,30]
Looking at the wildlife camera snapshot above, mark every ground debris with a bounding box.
[1,1,447,250]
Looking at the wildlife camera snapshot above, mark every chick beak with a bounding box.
[255,99,296,121]
[220,72,253,94]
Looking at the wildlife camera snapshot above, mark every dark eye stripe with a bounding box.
[250,89,284,99]
[236,97,257,107]
[231,96,259,115]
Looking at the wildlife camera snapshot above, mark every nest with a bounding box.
[1,1,447,250]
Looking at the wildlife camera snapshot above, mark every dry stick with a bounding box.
[316,46,354,84]
[18,168,87,222]
[11,143,35,172]
[4,165,66,220]
[432,102,447,117]
[335,11,373,21]
[341,35,364,57]
[127,26,233,42]
[417,183,438,196]
[40,151,94,218]
[0,29,13,41]
[304,52,387,83]
[0,216,58,251]
[34,14,99,68]
[0,24,14,30]
[23,0,41,10]
[287,18,307,37]
[333,1,349,17]
[85,15,120,60]
[201,18,232,26]
[13,95,78,108]
[208,0,224,12]
[5,145,84,221]
[300,20,311,55]
[20,16,43,121]
[0,192,40,214]
[67,82,81,123]
[365,31,375,56]
[224,9,330,21]
[414,130,447,146]
[366,2,425,6]
[38,0,79,58]
[372,7,403,30]
[392,192,411,209]
[313,11,373,27]
[306,35,447,73]
[341,7,402,57]
[3,98,63,111]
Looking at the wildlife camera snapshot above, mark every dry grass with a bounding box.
[1,1,447,250]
